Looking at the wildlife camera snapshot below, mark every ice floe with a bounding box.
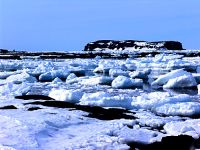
[80,92,133,109]
[0,82,31,97]
[164,119,200,139]
[31,62,55,76]
[163,74,197,89]
[134,111,181,128]
[151,69,192,87]
[131,93,191,110]
[93,61,126,74]
[113,126,164,144]
[49,88,83,103]
[52,77,63,84]
[66,73,77,80]
[193,73,200,84]
[0,71,19,79]
[109,68,129,77]
[112,76,143,89]
[0,60,22,71]
[39,69,70,82]
[6,71,37,84]
[197,66,200,73]
[155,102,200,116]
[81,76,113,85]
[129,69,151,79]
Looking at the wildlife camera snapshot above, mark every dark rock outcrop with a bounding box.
[0,49,9,53]
[84,40,183,51]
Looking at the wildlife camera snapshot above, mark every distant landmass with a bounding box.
[84,40,183,51]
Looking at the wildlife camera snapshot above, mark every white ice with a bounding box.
[164,119,200,139]
[151,69,192,87]
[163,74,197,89]
[155,102,200,116]
[109,68,129,77]
[80,92,133,109]
[0,54,200,149]
[0,82,31,97]
[49,88,83,103]
[6,71,37,84]
[39,69,70,82]
[112,76,143,89]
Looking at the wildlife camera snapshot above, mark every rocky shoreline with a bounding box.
[0,49,200,60]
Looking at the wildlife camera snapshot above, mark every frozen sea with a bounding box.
[0,51,200,149]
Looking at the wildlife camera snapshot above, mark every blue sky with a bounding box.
[0,0,200,51]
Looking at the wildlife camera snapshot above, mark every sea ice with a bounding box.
[66,73,77,80]
[192,73,200,84]
[129,69,151,79]
[93,61,126,74]
[0,82,31,97]
[81,76,113,85]
[93,63,112,74]
[125,59,137,71]
[163,74,197,89]
[197,66,200,73]
[114,126,164,144]
[0,56,200,149]
[131,93,191,111]
[134,111,181,128]
[66,76,89,85]
[6,71,37,84]
[49,88,83,103]
[0,115,38,149]
[39,69,70,82]
[52,77,63,84]
[31,61,55,76]
[125,64,137,71]
[112,76,143,89]
[80,92,133,109]
[166,59,195,70]
[155,102,200,116]
[0,60,22,71]
[109,68,129,77]
[164,119,200,139]
[153,53,166,63]
[151,69,191,87]
[0,71,19,79]
[0,145,16,150]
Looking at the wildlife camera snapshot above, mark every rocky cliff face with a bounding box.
[84,40,183,51]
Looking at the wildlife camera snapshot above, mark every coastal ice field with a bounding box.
[0,53,200,149]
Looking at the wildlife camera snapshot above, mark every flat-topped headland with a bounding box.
[84,40,184,51]
[0,40,200,59]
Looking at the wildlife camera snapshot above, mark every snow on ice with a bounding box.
[163,74,197,89]
[111,76,143,89]
[164,119,200,139]
[151,69,191,87]
[49,88,83,103]
[6,71,37,84]
[0,52,200,149]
